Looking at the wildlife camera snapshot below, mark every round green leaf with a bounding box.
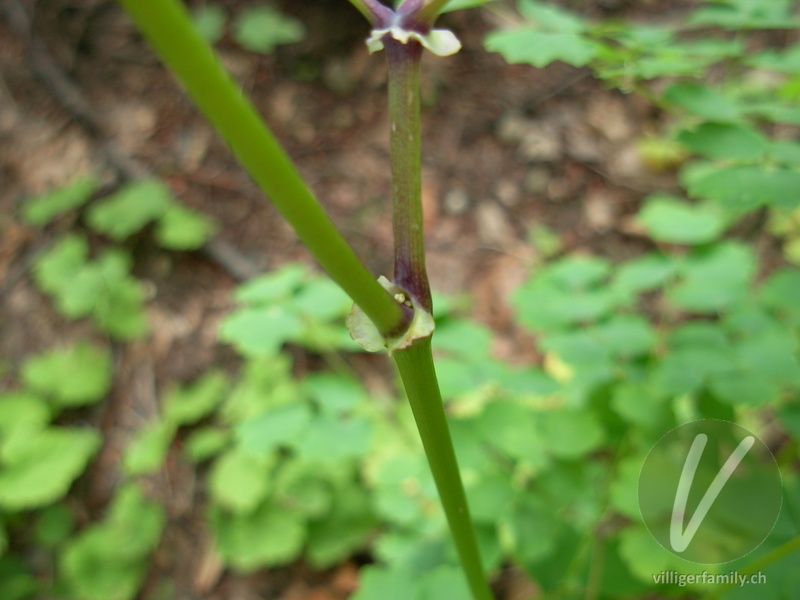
[637,195,725,244]
[21,342,112,408]
[232,5,305,54]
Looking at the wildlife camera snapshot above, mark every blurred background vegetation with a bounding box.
[1,0,799,599]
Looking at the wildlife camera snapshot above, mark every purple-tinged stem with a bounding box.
[347,0,394,24]
[385,37,432,313]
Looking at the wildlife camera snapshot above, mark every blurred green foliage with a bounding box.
[192,2,305,54]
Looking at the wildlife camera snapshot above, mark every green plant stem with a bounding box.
[347,0,393,24]
[383,21,491,599]
[116,0,408,339]
[393,338,494,600]
[385,38,431,312]
[417,0,451,23]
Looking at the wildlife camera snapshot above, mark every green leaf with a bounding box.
[183,427,230,463]
[767,141,800,167]
[123,421,175,475]
[587,315,656,358]
[662,82,742,121]
[593,22,746,80]
[485,29,598,68]
[677,122,767,161]
[21,176,98,226]
[91,273,149,340]
[650,322,736,396]
[609,456,646,519]
[749,42,800,73]
[537,409,605,459]
[0,427,101,510]
[293,276,352,322]
[219,306,303,356]
[688,0,799,30]
[514,279,617,330]
[742,98,800,125]
[208,449,273,512]
[87,179,173,240]
[0,392,50,434]
[514,255,618,330]
[466,470,516,523]
[636,194,726,244]
[55,261,106,317]
[518,0,588,32]
[221,356,297,422]
[33,234,88,296]
[683,164,800,210]
[232,4,305,54]
[234,403,312,455]
[163,371,228,426]
[617,526,674,582]
[212,502,306,571]
[760,267,800,324]
[192,4,226,44]
[547,255,611,287]
[418,566,472,600]
[499,494,562,564]
[233,264,306,304]
[274,460,332,518]
[612,253,676,296]
[611,382,671,430]
[60,484,164,600]
[433,319,493,361]
[36,243,143,331]
[368,454,439,526]
[34,503,75,548]
[0,556,39,600]
[296,415,372,460]
[475,401,548,466]
[541,329,612,370]
[668,242,755,312]
[304,373,362,415]
[21,342,112,408]
[306,485,375,567]
[155,204,216,250]
[351,566,420,600]
[709,330,800,405]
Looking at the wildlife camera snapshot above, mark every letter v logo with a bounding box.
[670,433,755,553]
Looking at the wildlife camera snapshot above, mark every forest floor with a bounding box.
[1,1,692,598]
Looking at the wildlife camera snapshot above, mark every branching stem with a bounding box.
[382,14,494,600]
[116,0,409,339]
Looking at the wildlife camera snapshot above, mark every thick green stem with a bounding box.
[393,339,494,600]
[385,38,432,312]
[117,0,408,339]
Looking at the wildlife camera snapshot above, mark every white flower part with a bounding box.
[366,25,461,56]
[346,276,435,355]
